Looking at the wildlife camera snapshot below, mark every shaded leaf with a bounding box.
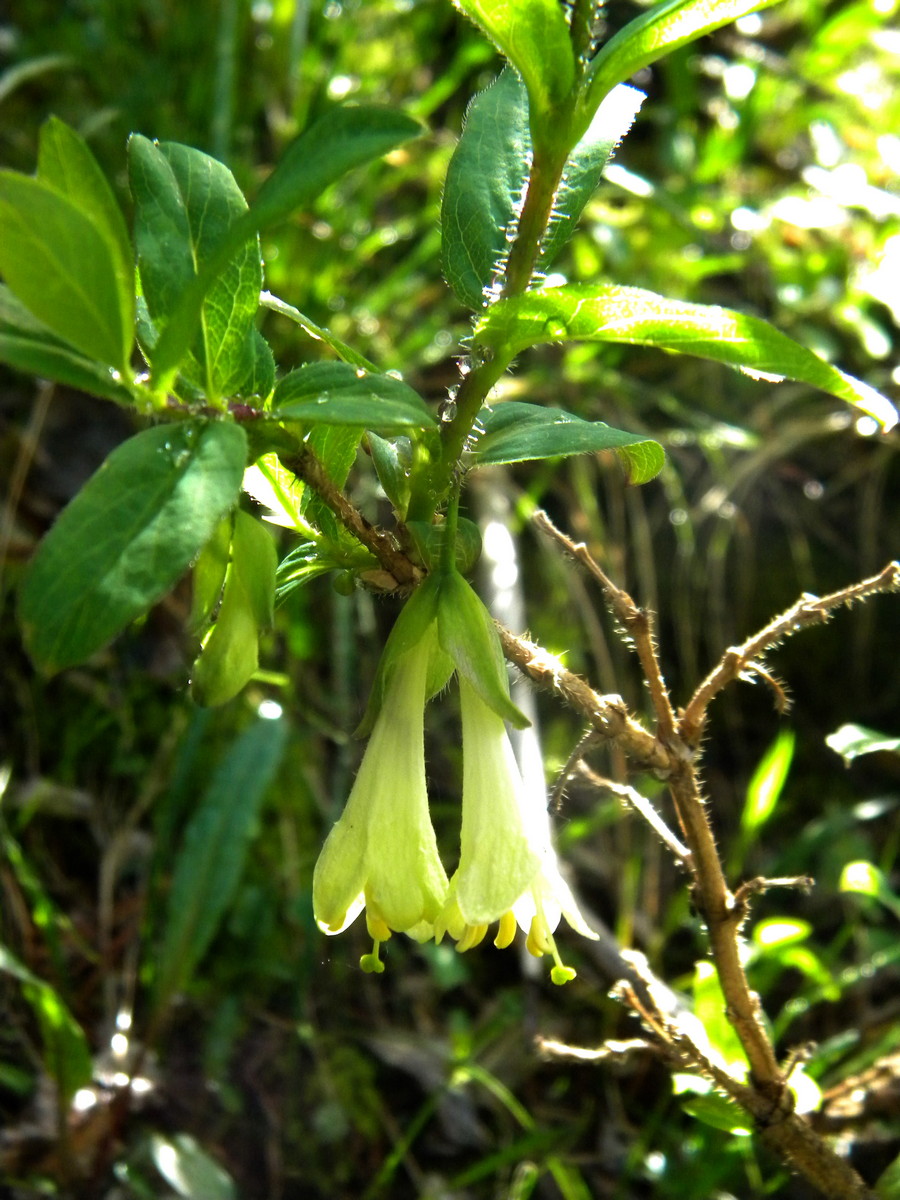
[273,361,436,430]
[476,284,898,429]
[153,717,286,1012]
[0,946,92,1107]
[368,433,412,517]
[472,400,664,484]
[189,515,232,635]
[19,421,247,673]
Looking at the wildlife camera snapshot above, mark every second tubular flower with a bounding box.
[439,675,599,982]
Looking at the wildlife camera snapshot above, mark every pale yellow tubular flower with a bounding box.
[312,626,449,973]
[440,676,598,983]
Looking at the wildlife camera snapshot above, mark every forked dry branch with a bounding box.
[507,509,899,1200]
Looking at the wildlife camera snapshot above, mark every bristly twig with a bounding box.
[533,509,680,745]
[280,446,423,591]
[549,727,603,810]
[578,766,690,865]
[494,623,671,773]
[680,561,900,746]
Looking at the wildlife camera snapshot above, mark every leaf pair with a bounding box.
[442,68,643,311]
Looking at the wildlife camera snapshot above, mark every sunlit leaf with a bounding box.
[153,716,286,1012]
[0,173,132,372]
[452,0,574,124]
[540,84,645,268]
[585,0,786,116]
[741,728,794,837]
[151,1133,237,1200]
[826,722,900,765]
[476,284,898,429]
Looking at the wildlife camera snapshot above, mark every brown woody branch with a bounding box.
[279,446,423,591]
[680,561,900,745]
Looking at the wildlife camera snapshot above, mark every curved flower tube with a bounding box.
[438,677,598,982]
[312,625,448,972]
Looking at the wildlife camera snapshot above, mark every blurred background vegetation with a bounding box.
[2,1,900,1197]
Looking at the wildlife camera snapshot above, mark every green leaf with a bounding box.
[232,509,277,629]
[692,959,747,1072]
[436,569,530,729]
[189,569,259,707]
[476,284,898,430]
[681,1092,752,1135]
[0,173,133,372]
[260,291,379,372]
[741,728,794,837]
[151,1133,237,1200]
[153,716,286,1012]
[236,328,276,400]
[453,0,575,124]
[441,71,642,309]
[540,84,645,269]
[585,0,785,117]
[272,362,436,431]
[0,283,136,404]
[826,722,900,765]
[442,68,531,311]
[0,946,92,1107]
[406,518,483,574]
[150,106,422,389]
[19,420,247,673]
[37,116,134,351]
[875,1148,900,1199]
[129,136,262,398]
[299,423,363,543]
[472,400,664,484]
[368,433,412,517]
[249,104,423,233]
[189,515,233,635]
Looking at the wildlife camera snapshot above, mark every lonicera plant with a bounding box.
[2,1,899,1196]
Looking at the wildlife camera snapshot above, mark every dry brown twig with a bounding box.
[520,507,893,1200]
